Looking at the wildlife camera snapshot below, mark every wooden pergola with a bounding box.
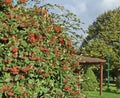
[78,56,106,96]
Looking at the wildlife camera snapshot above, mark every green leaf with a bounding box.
[15,75,20,81]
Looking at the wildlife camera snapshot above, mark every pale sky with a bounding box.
[42,0,120,33]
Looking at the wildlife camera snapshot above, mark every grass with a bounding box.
[83,84,120,98]
[84,91,120,98]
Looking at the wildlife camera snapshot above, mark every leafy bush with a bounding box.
[116,71,120,88]
[82,67,98,91]
[0,0,82,97]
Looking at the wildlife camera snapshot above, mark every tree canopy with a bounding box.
[80,8,120,66]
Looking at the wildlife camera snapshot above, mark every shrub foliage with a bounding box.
[82,67,98,91]
[0,0,81,97]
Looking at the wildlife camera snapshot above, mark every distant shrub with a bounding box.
[116,71,120,88]
[82,67,98,91]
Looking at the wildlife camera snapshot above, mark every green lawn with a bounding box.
[83,84,120,98]
[84,91,120,98]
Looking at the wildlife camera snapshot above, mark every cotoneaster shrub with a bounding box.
[0,0,82,98]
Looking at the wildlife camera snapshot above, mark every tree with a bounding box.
[0,0,82,97]
[79,8,120,87]
[80,8,120,66]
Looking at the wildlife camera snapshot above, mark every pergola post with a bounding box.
[78,55,106,96]
[100,63,103,96]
